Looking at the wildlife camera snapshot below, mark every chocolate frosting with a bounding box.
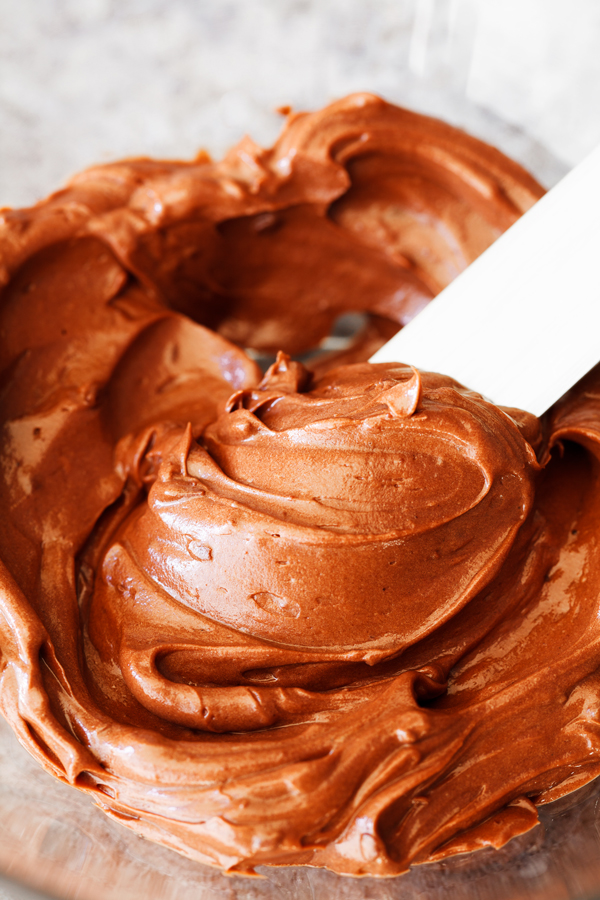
[2,93,599,876]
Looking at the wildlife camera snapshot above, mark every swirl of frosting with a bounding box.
[97,354,538,663]
[5,94,600,878]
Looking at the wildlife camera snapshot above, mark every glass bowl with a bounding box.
[1,2,598,898]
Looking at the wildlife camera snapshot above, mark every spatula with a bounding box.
[370,144,600,416]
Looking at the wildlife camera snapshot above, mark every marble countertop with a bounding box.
[1,0,599,209]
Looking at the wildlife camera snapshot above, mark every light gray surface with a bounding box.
[2,0,597,209]
[0,878,51,900]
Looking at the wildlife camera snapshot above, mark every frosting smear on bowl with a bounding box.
[1,94,600,876]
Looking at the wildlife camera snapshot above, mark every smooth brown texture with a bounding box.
[1,94,599,877]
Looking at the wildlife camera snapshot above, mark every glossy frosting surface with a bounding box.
[1,94,599,876]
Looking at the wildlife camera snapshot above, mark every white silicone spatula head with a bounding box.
[370,144,600,417]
